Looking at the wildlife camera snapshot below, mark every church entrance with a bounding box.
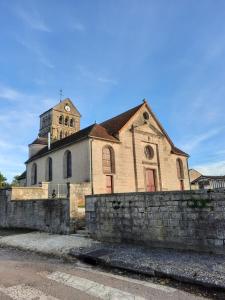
[106,175,113,193]
[145,169,156,192]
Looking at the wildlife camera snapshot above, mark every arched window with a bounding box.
[176,158,184,179]
[59,115,64,124]
[45,157,53,181]
[63,150,72,178]
[65,117,69,126]
[102,146,115,174]
[31,163,37,185]
[70,118,74,127]
[144,145,154,160]
[60,131,63,139]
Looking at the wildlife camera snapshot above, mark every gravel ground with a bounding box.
[71,243,225,290]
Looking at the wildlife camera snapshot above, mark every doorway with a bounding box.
[145,169,156,192]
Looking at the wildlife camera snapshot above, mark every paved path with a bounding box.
[0,248,206,300]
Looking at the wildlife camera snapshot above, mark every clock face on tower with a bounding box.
[64,105,70,112]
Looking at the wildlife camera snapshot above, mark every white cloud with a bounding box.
[0,86,23,101]
[180,128,223,152]
[15,7,51,32]
[192,160,225,176]
[16,38,54,69]
[0,140,27,152]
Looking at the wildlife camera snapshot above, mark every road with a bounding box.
[0,247,209,300]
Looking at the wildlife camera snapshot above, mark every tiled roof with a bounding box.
[171,146,189,157]
[26,123,119,163]
[191,175,225,184]
[29,137,48,146]
[27,100,189,163]
[101,104,143,135]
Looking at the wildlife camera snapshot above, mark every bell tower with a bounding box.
[39,98,81,141]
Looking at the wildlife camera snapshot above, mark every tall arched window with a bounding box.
[60,131,63,139]
[70,119,74,127]
[31,163,37,185]
[45,157,53,181]
[102,146,115,174]
[63,150,72,178]
[65,117,69,126]
[59,115,64,124]
[176,158,184,179]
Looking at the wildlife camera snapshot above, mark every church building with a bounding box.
[25,98,190,193]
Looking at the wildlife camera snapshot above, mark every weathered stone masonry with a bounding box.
[0,189,71,234]
[86,189,225,254]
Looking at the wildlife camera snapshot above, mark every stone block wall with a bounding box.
[86,189,225,254]
[9,182,48,200]
[0,189,71,234]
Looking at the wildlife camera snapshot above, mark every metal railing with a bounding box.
[48,183,68,199]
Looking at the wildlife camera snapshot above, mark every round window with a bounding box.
[144,145,154,160]
[143,111,149,120]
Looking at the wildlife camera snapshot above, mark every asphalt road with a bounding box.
[0,247,209,300]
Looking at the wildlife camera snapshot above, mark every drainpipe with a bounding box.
[131,125,138,192]
[89,138,94,194]
[186,158,191,190]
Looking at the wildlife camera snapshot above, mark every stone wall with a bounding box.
[86,189,225,254]
[0,189,71,234]
[9,182,48,200]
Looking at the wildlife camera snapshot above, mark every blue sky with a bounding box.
[0,0,225,182]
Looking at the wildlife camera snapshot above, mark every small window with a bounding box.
[59,115,63,124]
[63,150,72,178]
[65,117,69,126]
[176,158,184,179]
[70,119,74,127]
[144,145,154,160]
[60,131,63,139]
[102,146,115,174]
[45,157,53,181]
[143,111,149,120]
[31,163,37,185]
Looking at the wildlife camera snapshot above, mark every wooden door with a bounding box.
[145,169,156,192]
[106,175,113,193]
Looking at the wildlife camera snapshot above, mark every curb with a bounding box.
[72,251,225,292]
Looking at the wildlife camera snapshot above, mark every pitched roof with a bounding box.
[40,98,81,117]
[26,123,119,163]
[191,175,225,184]
[27,100,189,163]
[171,146,189,157]
[29,137,48,146]
[101,104,143,135]
[101,101,189,157]
[17,171,26,180]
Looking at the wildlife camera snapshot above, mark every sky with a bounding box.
[0,0,225,182]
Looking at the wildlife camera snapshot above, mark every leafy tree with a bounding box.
[0,172,7,188]
[11,175,20,187]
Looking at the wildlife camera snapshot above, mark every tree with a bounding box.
[11,175,20,187]
[0,172,7,188]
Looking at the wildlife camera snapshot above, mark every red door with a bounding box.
[106,175,113,193]
[145,169,156,192]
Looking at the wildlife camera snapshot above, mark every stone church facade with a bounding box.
[25,98,190,193]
